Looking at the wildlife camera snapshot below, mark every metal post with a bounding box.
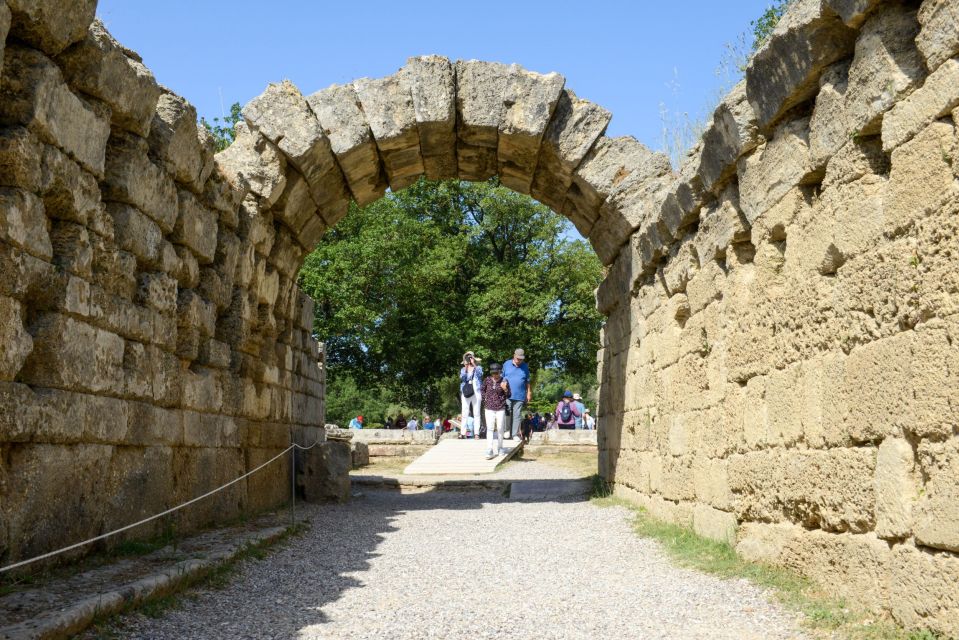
[290,438,296,528]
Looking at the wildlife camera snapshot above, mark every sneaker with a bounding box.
[486,450,496,460]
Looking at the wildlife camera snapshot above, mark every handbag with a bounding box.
[462,368,476,398]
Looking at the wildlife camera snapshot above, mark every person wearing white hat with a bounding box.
[459,351,483,439]
[573,393,586,429]
[584,408,595,430]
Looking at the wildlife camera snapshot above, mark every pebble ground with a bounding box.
[114,459,808,639]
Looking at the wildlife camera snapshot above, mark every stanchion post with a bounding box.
[290,434,296,528]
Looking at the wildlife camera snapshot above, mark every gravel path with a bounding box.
[114,460,807,640]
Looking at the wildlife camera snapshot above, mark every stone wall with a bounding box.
[0,3,326,564]
[595,0,959,635]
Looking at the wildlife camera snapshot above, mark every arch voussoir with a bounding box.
[403,55,457,180]
[454,59,510,180]
[353,73,424,191]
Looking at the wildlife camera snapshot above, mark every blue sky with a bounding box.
[96,1,771,154]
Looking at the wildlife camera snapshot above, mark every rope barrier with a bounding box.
[1,438,325,575]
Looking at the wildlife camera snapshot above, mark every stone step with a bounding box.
[402,438,522,475]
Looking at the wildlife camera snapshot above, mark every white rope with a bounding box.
[1,437,325,575]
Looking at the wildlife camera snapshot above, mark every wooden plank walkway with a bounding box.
[402,438,522,475]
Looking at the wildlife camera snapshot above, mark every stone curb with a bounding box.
[0,525,289,640]
[351,475,510,491]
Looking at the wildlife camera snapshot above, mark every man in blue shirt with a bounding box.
[573,394,586,429]
[502,348,531,440]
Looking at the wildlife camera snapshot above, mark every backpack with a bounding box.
[462,368,476,398]
[560,402,572,422]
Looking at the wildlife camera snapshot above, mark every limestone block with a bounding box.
[103,131,177,233]
[5,0,95,55]
[201,167,246,218]
[38,143,99,224]
[215,122,287,208]
[910,318,959,440]
[271,169,317,238]
[826,0,883,27]
[403,55,457,180]
[174,188,218,265]
[917,0,959,71]
[744,0,856,129]
[728,448,877,533]
[177,289,216,339]
[821,134,889,187]
[692,457,732,510]
[590,167,672,266]
[300,440,350,503]
[0,45,110,176]
[873,437,917,540]
[530,89,611,213]
[885,120,957,234]
[844,4,924,136]
[914,438,959,552]
[0,3,9,73]
[135,272,177,315]
[306,83,386,204]
[149,92,210,190]
[779,530,892,612]
[57,20,161,137]
[692,186,748,263]
[455,60,510,181]
[692,504,737,545]
[698,81,761,192]
[735,521,804,564]
[0,187,50,260]
[353,73,423,191]
[108,202,166,273]
[881,57,959,151]
[242,80,350,223]
[0,295,32,380]
[18,313,125,394]
[809,61,851,167]
[497,65,564,194]
[890,545,959,638]
[0,126,42,191]
[661,239,699,295]
[181,367,223,413]
[564,136,663,239]
[49,220,91,278]
[737,117,816,224]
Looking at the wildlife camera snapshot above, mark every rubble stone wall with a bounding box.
[595,0,959,634]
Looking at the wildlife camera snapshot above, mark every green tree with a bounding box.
[297,178,604,418]
[200,102,242,152]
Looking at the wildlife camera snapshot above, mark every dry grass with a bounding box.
[517,450,598,478]
[349,456,416,475]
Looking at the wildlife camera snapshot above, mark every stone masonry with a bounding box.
[0,0,957,635]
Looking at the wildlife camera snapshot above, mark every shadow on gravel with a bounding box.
[266,483,588,637]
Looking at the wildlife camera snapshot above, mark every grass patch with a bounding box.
[592,493,939,640]
[519,450,598,478]
[350,456,416,475]
[86,522,307,637]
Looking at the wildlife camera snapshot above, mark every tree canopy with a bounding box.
[297,178,603,426]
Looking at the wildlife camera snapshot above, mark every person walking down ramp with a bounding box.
[480,362,511,459]
[460,351,483,439]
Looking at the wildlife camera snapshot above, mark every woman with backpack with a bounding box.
[554,390,581,430]
[459,351,483,439]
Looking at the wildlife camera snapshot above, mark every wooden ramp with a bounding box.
[403,438,521,475]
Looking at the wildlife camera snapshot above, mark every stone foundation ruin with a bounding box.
[0,0,957,635]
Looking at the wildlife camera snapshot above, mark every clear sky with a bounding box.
[95,1,770,155]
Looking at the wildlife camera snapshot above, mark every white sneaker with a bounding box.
[486,450,495,459]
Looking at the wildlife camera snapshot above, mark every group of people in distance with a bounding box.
[347,348,595,461]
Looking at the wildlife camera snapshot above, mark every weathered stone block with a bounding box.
[5,0,96,55]
[354,73,424,191]
[242,80,350,223]
[881,57,959,151]
[692,503,737,545]
[589,167,671,266]
[497,65,564,194]
[916,0,959,71]
[174,188,218,265]
[885,120,957,234]
[0,4,10,74]
[0,126,42,191]
[49,220,91,278]
[735,521,803,564]
[692,185,748,263]
[0,187,50,260]
[698,81,761,192]
[57,19,161,137]
[530,89,611,213]
[0,295,33,380]
[103,131,178,233]
[745,0,857,129]
[306,83,386,204]
[874,437,917,540]
[455,60,510,181]
[136,271,178,315]
[0,44,110,176]
[826,0,883,27]
[149,92,211,190]
[890,545,959,638]
[403,55,457,180]
[809,61,851,167]
[737,117,817,224]
[108,202,162,269]
[18,313,125,395]
[38,143,99,224]
[215,121,287,208]
[844,4,924,136]
[914,438,959,553]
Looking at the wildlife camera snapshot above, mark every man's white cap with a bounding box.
[573,393,582,400]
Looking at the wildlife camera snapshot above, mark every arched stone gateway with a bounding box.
[0,0,958,635]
